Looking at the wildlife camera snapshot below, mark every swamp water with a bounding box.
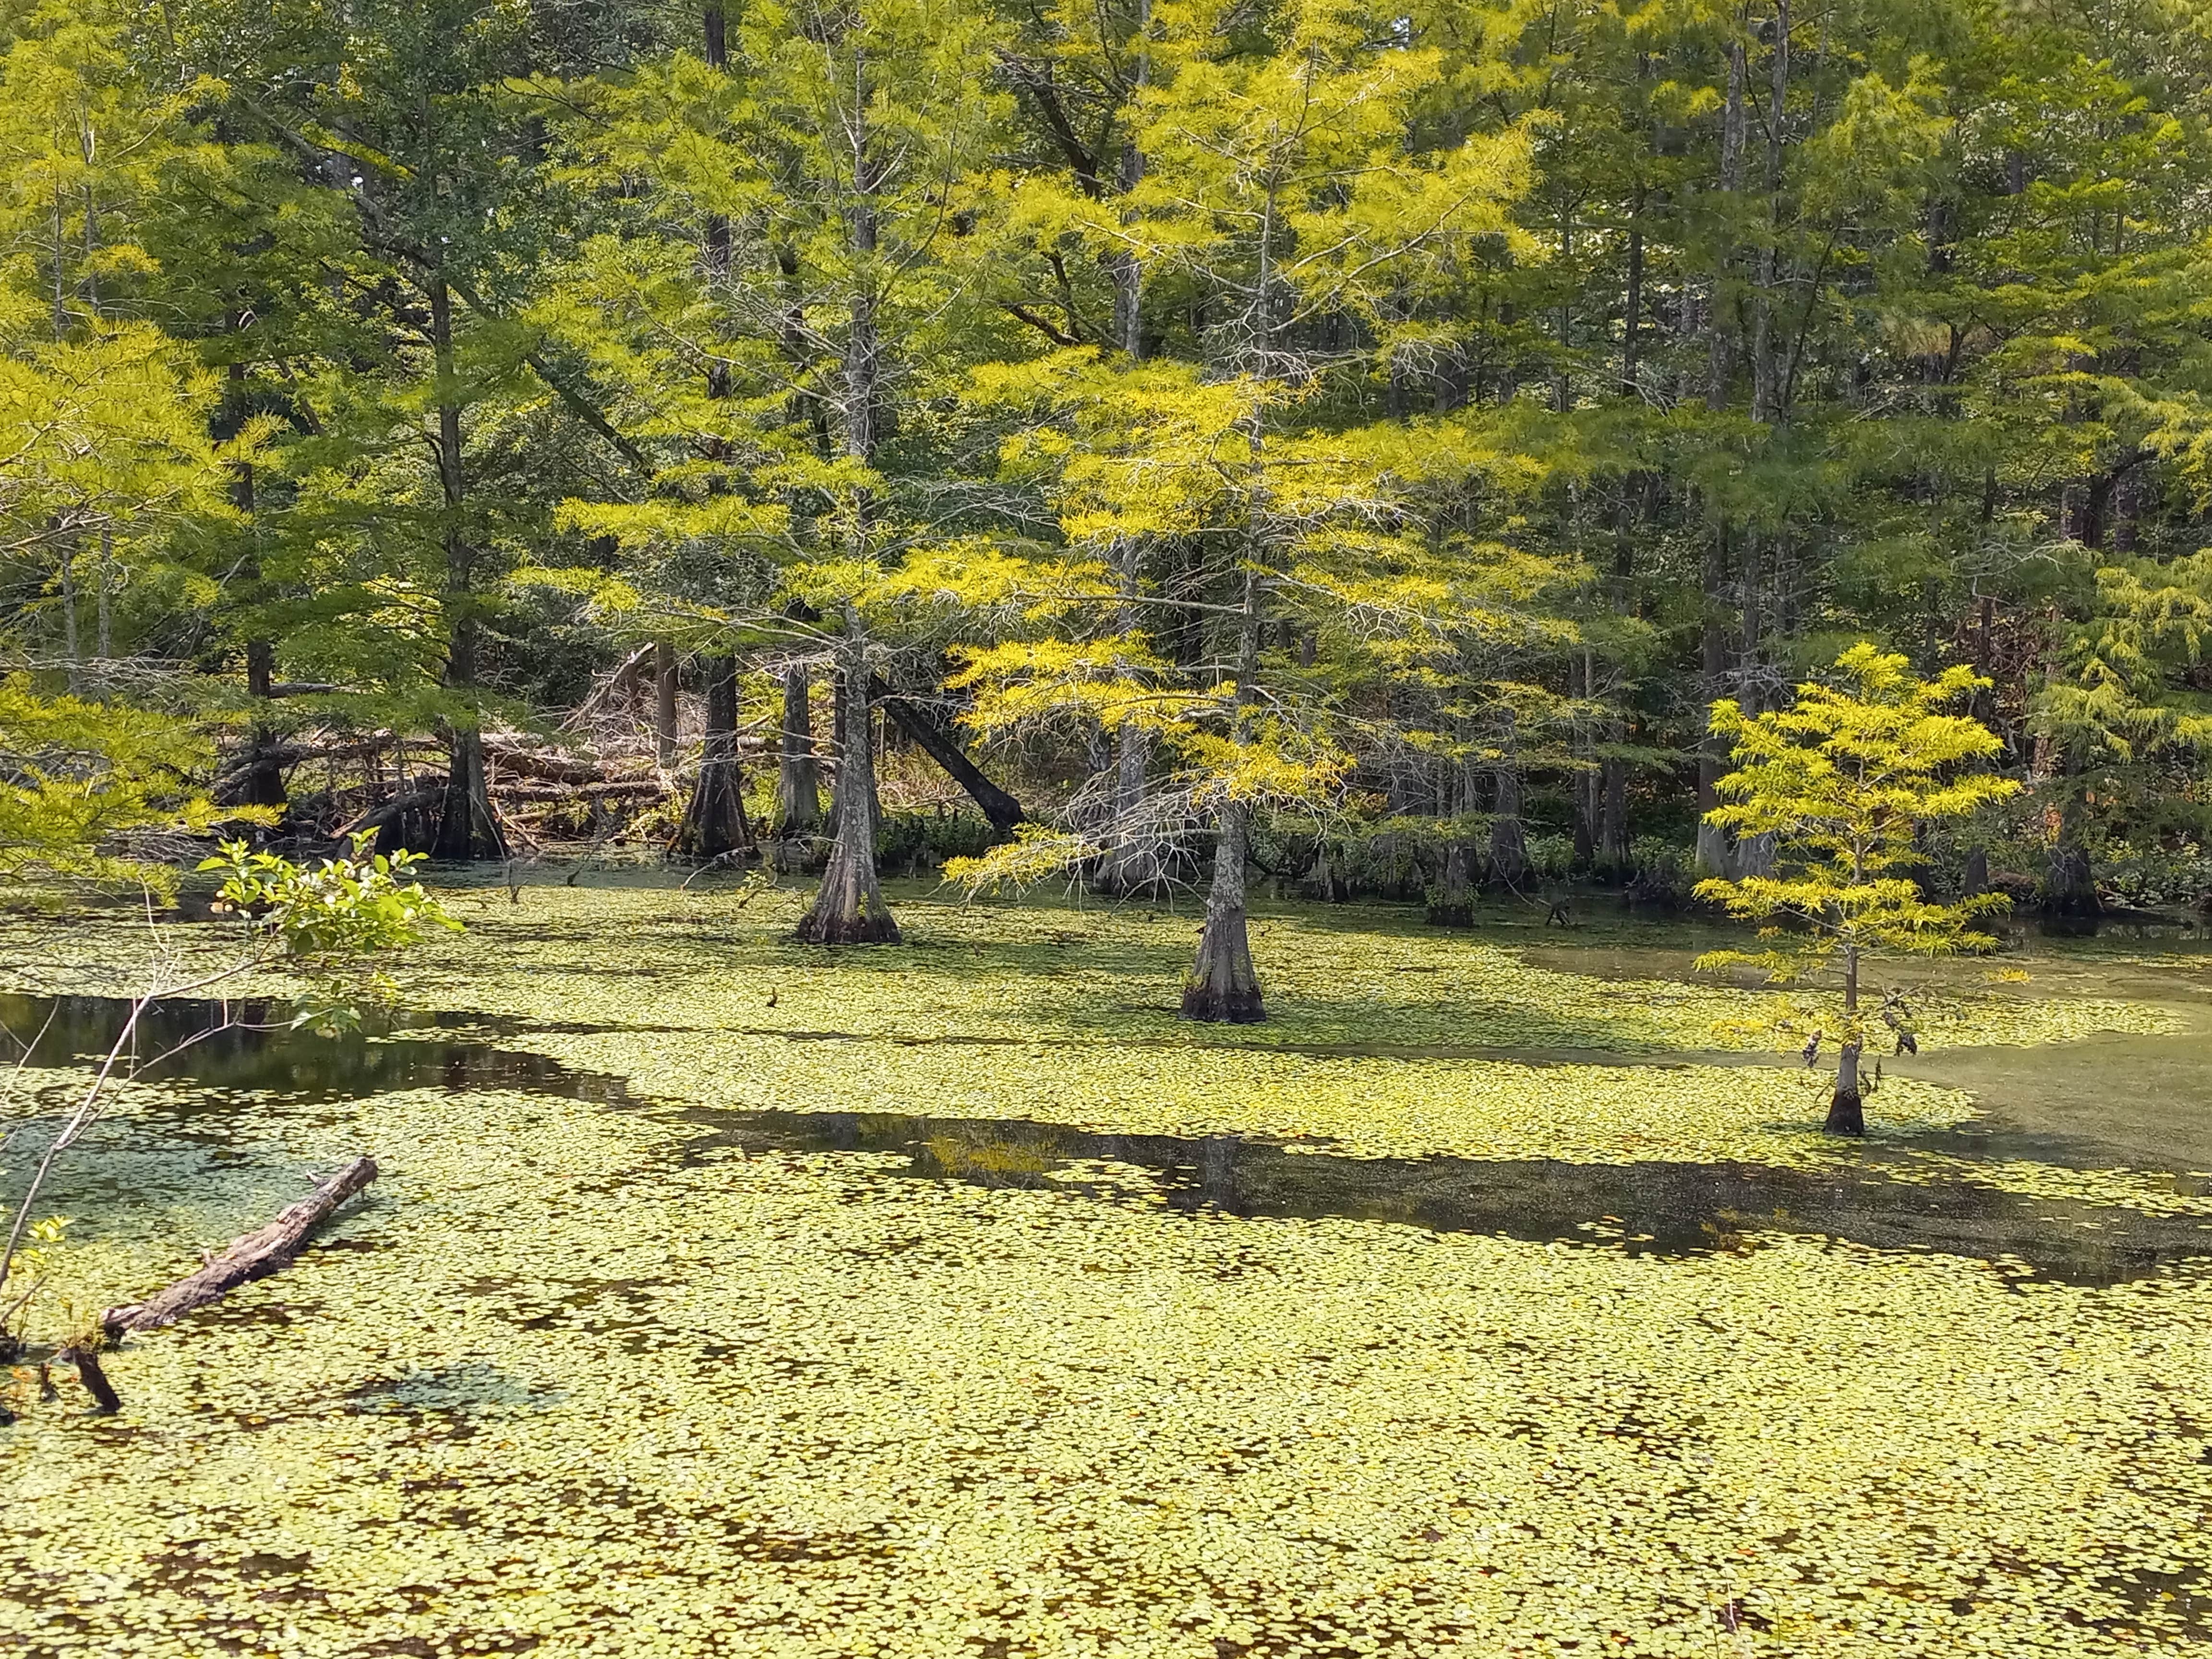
[4,881,2211,1656]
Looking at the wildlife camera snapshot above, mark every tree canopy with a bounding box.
[3,0,2211,1005]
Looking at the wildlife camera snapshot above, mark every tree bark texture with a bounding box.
[102,1156,380,1339]
[1488,713,1529,888]
[654,640,679,770]
[1182,798,1262,1022]
[1429,840,1474,927]
[798,641,898,944]
[1827,1041,1865,1135]
[433,728,506,862]
[426,271,505,862]
[676,656,753,860]
[775,666,825,834]
[1094,722,1166,896]
[1694,526,1732,877]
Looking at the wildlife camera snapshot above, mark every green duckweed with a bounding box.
[4,1082,2211,1657]
[5,886,2209,1656]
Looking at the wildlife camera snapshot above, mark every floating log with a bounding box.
[102,1156,380,1340]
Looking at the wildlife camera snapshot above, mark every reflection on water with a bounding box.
[0,992,644,1107]
[1513,935,2212,1170]
[680,1109,2212,1286]
[7,992,2210,1286]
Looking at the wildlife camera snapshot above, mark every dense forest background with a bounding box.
[5,0,2212,937]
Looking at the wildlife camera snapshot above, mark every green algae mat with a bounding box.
[5,882,2211,1656]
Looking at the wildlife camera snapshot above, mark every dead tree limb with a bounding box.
[56,1346,120,1413]
[101,1156,380,1339]
[867,676,1026,832]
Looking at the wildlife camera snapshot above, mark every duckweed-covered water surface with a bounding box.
[5,879,2212,1656]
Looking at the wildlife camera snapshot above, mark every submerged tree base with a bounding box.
[1180,982,1264,1022]
[794,907,901,946]
[1826,1088,1865,1136]
[1183,905,1263,1023]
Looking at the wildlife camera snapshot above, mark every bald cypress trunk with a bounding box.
[426,270,504,863]
[797,643,897,944]
[1429,841,1474,927]
[1184,547,1263,1022]
[1183,797,1262,1022]
[1827,946,1864,1134]
[775,666,825,834]
[676,656,753,860]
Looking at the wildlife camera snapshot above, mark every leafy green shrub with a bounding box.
[878,808,998,875]
[2093,842,2212,912]
[1625,835,1694,901]
[202,833,460,963]
[1523,833,1576,882]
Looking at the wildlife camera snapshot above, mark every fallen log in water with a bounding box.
[102,1156,380,1341]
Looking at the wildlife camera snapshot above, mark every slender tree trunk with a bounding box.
[1694,518,1734,877]
[225,359,286,812]
[427,271,505,863]
[1184,548,1265,1022]
[1573,649,1599,868]
[654,640,678,770]
[94,529,112,662]
[1110,0,1150,361]
[1706,34,1748,411]
[677,656,752,859]
[1488,725,1530,888]
[776,666,825,834]
[1828,943,1863,1134]
[1750,0,1789,424]
[797,633,897,944]
[1621,203,1644,394]
[1095,540,1161,895]
[58,540,79,691]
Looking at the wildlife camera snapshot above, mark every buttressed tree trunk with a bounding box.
[1428,840,1474,927]
[1828,1039,1865,1135]
[775,665,824,834]
[1183,796,1262,1022]
[676,656,752,859]
[797,638,897,944]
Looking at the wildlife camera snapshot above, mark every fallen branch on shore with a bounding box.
[102,1156,380,1342]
